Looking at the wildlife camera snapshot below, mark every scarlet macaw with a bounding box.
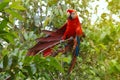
[27,9,85,73]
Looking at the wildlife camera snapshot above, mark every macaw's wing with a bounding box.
[27,23,67,56]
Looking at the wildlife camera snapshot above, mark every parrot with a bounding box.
[27,9,85,73]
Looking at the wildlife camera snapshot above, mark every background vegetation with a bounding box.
[0,0,120,80]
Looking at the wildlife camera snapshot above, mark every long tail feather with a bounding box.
[68,55,77,74]
[68,36,80,74]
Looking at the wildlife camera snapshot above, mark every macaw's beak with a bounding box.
[68,14,73,20]
[67,12,73,20]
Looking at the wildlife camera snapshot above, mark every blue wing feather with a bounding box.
[75,36,80,56]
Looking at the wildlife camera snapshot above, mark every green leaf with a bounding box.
[0,30,8,34]
[0,2,9,11]
[0,31,16,44]
[10,2,26,10]
[23,32,28,40]
[2,48,9,56]
[24,56,33,65]
[30,64,36,74]
[4,0,10,2]
[102,34,113,44]
[99,44,106,50]
[62,57,71,63]
[0,68,2,72]
[48,57,64,72]
[115,64,120,72]
[5,9,24,21]
[47,0,58,6]
[10,56,18,69]
[9,14,14,23]
[3,55,8,69]
[0,19,8,30]
[23,66,33,77]
[4,33,15,44]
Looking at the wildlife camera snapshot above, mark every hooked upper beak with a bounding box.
[68,14,72,19]
[67,12,72,20]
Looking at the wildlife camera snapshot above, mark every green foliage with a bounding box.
[0,0,120,80]
[0,2,9,11]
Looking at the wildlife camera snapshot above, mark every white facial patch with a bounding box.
[71,12,77,19]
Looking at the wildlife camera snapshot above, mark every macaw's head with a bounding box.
[67,9,78,20]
